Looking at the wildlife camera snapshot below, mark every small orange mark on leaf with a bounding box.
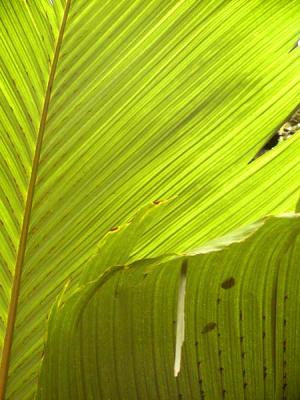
[201,322,217,334]
[153,199,161,205]
[221,277,235,289]
[110,226,119,232]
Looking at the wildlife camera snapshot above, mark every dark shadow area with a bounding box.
[250,103,300,162]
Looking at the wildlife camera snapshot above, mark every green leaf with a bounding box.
[1,1,300,398]
[296,197,300,212]
[37,213,300,399]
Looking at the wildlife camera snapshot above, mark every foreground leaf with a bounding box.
[37,213,300,399]
[1,1,300,398]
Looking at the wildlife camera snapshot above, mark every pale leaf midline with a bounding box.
[174,259,188,377]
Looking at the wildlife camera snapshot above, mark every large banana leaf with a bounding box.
[1,0,300,398]
[37,209,300,400]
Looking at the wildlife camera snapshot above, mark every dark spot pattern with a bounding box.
[221,277,235,289]
[202,322,217,334]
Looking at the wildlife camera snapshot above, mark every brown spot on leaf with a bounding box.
[283,340,287,350]
[153,199,161,205]
[221,277,235,289]
[110,226,119,232]
[202,322,217,334]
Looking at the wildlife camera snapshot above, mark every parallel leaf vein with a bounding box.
[0,1,72,398]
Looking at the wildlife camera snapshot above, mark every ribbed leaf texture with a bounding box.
[37,210,300,400]
[0,0,300,398]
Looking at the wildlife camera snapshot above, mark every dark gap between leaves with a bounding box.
[249,104,300,162]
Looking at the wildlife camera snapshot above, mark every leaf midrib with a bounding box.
[0,1,72,398]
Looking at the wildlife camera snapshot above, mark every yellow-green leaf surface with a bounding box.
[1,1,300,398]
[37,213,300,400]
